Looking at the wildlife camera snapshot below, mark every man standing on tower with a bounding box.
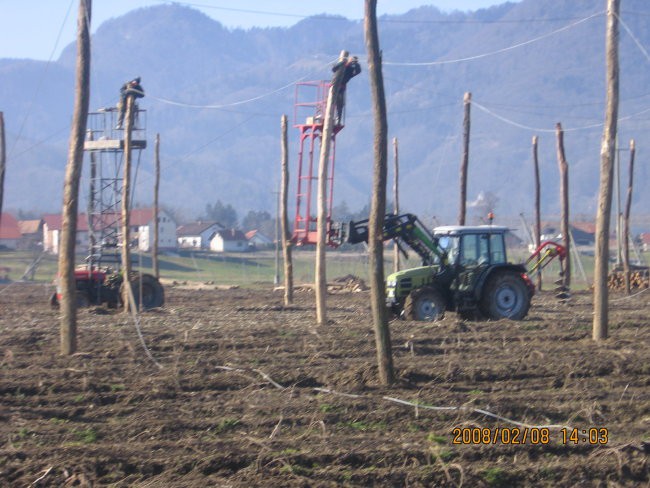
[116,77,144,129]
[332,56,361,125]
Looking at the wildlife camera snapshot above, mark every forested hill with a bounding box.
[2,0,649,223]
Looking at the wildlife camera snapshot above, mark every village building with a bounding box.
[245,229,274,250]
[210,229,249,252]
[130,208,177,252]
[177,221,223,250]
[0,213,22,250]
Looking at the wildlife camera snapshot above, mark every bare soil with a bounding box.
[0,282,648,487]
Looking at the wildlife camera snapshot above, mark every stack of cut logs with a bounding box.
[607,266,649,291]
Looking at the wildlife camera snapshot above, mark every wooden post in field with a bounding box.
[556,123,571,290]
[315,49,347,325]
[0,112,6,223]
[87,130,96,263]
[280,114,294,305]
[594,0,620,341]
[459,92,471,225]
[623,139,635,295]
[60,0,91,355]
[393,136,400,274]
[365,0,394,385]
[532,135,542,290]
[121,95,135,312]
[153,133,160,279]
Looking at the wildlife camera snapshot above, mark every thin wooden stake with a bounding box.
[556,123,571,289]
[280,115,294,305]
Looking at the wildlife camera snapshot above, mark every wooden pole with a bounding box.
[459,92,471,225]
[623,139,635,294]
[593,0,620,341]
[87,130,96,269]
[556,123,571,289]
[365,0,394,385]
[59,0,91,355]
[152,133,160,279]
[392,136,400,274]
[0,112,6,225]
[121,95,135,312]
[280,115,294,305]
[532,135,542,291]
[315,49,347,325]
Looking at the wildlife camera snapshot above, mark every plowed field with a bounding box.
[1,282,648,487]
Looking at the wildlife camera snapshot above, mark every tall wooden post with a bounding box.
[87,130,96,266]
[121,95,135,312]
[280,115,294,305]
[0,112,6,223]
[556,123,571,289]
[594,0,620,341]
[365,0,394,385]
[459,92,471,225]
[532,135,542,290]
[623,139,635,294]
[59,0,91,355]
[392,137,400,274]
[152,133,160,279]
[315,49,347,325]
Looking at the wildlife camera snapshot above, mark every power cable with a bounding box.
[148,57,336,110]
[7,0,75,159]
[384,11,604,67]
[471,99,650,133]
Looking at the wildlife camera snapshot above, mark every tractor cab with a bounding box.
[433,225,510,269]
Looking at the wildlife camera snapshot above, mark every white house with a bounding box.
[177,221,223,250]
[42,214,89,254]
[41,209,175,254]
[132,208,177,252]
[210,229,249,252]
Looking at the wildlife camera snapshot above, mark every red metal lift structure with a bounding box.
[292,80,345,246]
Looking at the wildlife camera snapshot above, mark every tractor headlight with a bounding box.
[387,280,397,288]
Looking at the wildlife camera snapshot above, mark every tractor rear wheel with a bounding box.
[122,274,165,310]
[404,287,445,321]
[480,271,530,320]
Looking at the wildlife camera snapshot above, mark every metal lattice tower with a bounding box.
[83,107,147,271]
[292,81,344,246]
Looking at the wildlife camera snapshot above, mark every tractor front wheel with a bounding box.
[480,272,530,320]
[404,287,445,321]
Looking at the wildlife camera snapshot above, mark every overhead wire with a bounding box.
[148,56,337,110]
[7,0,75,159]
[384,10,604,66]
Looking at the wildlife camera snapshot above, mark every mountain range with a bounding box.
[1,0,649,225]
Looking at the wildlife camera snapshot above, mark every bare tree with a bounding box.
[59,0,91,355]
[459,92,471,225]
[280,114,294,305]
[392,137,400,274]
[315,50,347,325]
[532,135,542,290]
[623,139,635,294]
[365,0,394,385]
[152,133,160,279]
[593,0,620,341]
[556,123,571,290]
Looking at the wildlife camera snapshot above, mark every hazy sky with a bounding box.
[0,0,516,60]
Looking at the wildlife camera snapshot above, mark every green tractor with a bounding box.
[335,213,537,321]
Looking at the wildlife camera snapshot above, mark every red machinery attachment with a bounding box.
[291,81,344,246]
